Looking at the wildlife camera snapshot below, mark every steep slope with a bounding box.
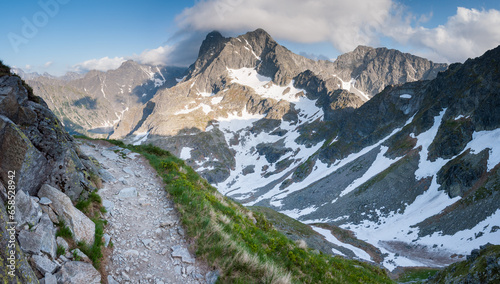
[1,61,102,283]
[22,61,186,137]
[263,45,500,270]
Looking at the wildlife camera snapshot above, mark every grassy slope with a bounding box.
[102,139,392,283]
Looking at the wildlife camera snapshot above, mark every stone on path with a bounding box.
[171,245,195,264]
[118,187,137,198]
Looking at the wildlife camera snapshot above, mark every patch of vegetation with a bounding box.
[75,190,102,214]
[0,60,11,76]
[72,250,81,261]
[56,245,66,257]
[396,267,440,283]
[97,138,393,283]
[56,219,73,239]
[77,217,107,269]
[71,184,107,269]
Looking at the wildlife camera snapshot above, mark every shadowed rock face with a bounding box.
[1,67,101,284]
[0,74,98,201]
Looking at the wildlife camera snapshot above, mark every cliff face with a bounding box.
[0,74,97,201]
[1,63,101,283]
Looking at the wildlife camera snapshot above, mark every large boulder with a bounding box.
[38,184,95,245]
[56,261,101,284]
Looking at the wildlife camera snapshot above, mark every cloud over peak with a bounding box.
[177,0,500,63]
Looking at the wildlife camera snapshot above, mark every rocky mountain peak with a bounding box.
[119,59,140,69]
[197,30,228,58]
[331,45,447,96]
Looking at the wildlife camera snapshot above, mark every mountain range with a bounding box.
[19,28,500,272]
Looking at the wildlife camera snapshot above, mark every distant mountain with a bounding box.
[22,61,186,136]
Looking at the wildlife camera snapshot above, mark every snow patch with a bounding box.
[132,132,149,146]
[211,97,223,105]
[180,147,193,160]
[175,76,187,83]
[400,94,412,99]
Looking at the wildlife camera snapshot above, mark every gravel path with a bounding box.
[79,140,214,284]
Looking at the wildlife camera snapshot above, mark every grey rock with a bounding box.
[124,249,139,257]
[123,166,134,175]
[40,204,59,224]
[0,115,48,197]
[101,150,119,160]
[38,184,95,244]
[43,273,57,284]
[171,245,195,264]
[14,189,42,228]
[18,230,42,254]
[56,237,69,252]
[107,275,119,284]
[37,214,57,258]
[102,199,114,213]
[71,248,91,263]
[39,197,52,205]
[56,261,101,284]
[98,168,116,183]
[118,187,138,198]
[103,233,111,247]
[32,254,59,274]
[141,238,152,247]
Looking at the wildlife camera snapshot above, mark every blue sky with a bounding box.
[1,0,500,75]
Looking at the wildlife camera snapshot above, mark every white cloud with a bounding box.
[177,1,500,63]
[73,56,125,72]
[72,45,180,73]
[43,61,53,68]
[176,0,395,53]
[131,45,176,66]
[399,8,500,63]
[25,64,32,70]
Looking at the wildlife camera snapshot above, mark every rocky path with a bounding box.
[79,140,214,284]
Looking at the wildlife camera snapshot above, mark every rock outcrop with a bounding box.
[0,62,100,284]
[0,74,98,201]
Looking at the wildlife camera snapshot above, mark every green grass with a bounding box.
[56,220,73,239]
[56,245,66,257]
[396,268,440,283]
[75,190,102,214]
[77,217,107,269]
[98,138,393,283]
[72,250,81,261]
